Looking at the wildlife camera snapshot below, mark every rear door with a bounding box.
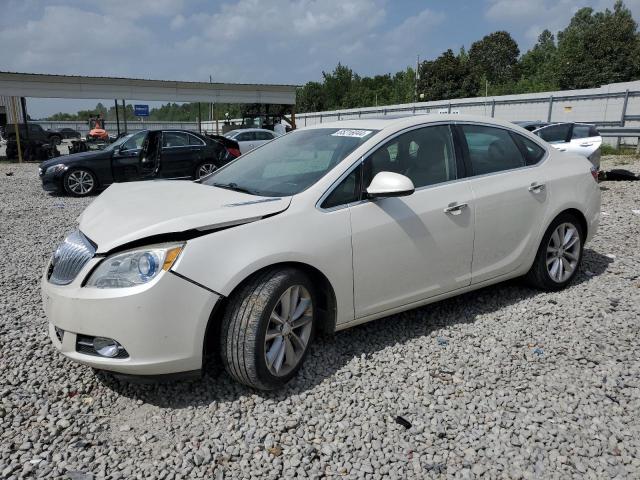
[235,131,257,154]
[158,131,194,179]
[567,124,602,168]
[532,123,572,152]
[254,130,276,148]
[458,123,550,283]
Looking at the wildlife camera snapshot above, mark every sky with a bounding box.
[1,0,639,118]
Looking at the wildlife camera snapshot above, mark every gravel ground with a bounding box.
[1,157,639,479]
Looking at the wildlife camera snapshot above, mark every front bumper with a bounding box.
[39,168,64,192]
[42,260,220,375]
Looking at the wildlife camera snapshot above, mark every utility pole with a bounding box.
[414,55,420,103]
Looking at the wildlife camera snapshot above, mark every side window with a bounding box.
[188,134,205,146]
[363,125,457,189]
[236,132,255,142]
[512,134,546,166]
[162,132,188,148]
[321,166,361,209]
[589,126,600,137]
[461,124,525,175]
[534,124,571,144]
[571,125,591,139]
[122,131,147,150]
[256,131,274,141]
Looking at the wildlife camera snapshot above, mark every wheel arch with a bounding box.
[552,207,588,239]
[202,261,338,359]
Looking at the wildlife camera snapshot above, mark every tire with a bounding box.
[195,161,217,179]
[50,136,62,146]
[525,213,584,291]
[220,268,316,390]
[63,168,97,197]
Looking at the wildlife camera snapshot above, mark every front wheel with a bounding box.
[220,269,316,390]
[525,213,584,290]
[64,168,97,196]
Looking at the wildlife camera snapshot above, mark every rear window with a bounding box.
[512,134,546,165]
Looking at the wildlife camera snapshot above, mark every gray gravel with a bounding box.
[1,157,639,479]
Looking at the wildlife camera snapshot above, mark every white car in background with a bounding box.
[42,115,600,390]
[223,128,278,154]
[517,122,602,170]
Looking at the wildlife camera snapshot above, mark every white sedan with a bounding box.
[223,128,278,154]
[42,115,600,389]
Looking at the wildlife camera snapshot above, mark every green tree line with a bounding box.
[47,1,640,121]
[297,1,640,112]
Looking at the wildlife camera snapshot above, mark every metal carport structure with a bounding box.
[0,71,298,161]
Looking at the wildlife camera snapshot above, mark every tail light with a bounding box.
[227,147,241,158]
[590,166,599,182]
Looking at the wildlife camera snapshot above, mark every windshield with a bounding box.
[103,131,147,152]
[203,128,377,197]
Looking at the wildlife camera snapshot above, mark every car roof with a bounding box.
[302,114,528,132]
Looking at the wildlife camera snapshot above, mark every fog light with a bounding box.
[93,337,121,358]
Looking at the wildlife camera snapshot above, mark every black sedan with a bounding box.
[39,130,240,196]
[48,127,82,139]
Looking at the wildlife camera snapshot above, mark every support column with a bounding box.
[114,100,120,136]
[122,100,128,133]
[20,97,29,143]
[617,89,630,149]
[547,96,554,122]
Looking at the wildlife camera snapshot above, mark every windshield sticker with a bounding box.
[331,129,373,138]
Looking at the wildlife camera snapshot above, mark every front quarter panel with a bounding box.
[172,201,355,326]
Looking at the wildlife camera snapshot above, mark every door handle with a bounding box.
[444,202,468,215]
[528,182,546,193]
[580,142,593,147]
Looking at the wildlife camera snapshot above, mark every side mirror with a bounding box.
[366,171,415,199]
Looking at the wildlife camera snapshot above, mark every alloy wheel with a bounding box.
[264,285,313,376]
[546,222,581,283]
[67,170,94,195]
[197,163,216,179]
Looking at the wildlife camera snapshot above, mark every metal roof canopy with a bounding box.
[0,72,297,104]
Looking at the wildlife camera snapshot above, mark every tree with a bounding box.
[322,63,355,110]
[297,82,328,113]
[517,29,559,91]
[556,1,640,89]
[418,49,478,101]
[469,31,520,86]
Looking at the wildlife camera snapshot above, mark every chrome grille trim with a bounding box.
[49,230,96,285]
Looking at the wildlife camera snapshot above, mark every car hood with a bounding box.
[78,180,292,253]
[40,150,110,169]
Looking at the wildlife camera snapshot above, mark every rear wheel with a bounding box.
[525,213,584,290]
[220,268,316,390]
[195,162,217,179]
[64,168,97,196]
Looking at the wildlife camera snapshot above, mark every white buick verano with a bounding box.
[42,115,600,389]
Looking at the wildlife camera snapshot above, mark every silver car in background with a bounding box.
[515,121,602,170]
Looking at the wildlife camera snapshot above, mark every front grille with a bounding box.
[76,334,129,359]
[48,230,96,285]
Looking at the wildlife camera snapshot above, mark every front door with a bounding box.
[111,131,148,182]
[350,124,474,318]
[457,123,550,283]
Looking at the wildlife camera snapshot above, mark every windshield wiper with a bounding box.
[213,182,257,195]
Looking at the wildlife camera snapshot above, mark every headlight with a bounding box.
[85,243,184,288]
[46,164,67,174]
